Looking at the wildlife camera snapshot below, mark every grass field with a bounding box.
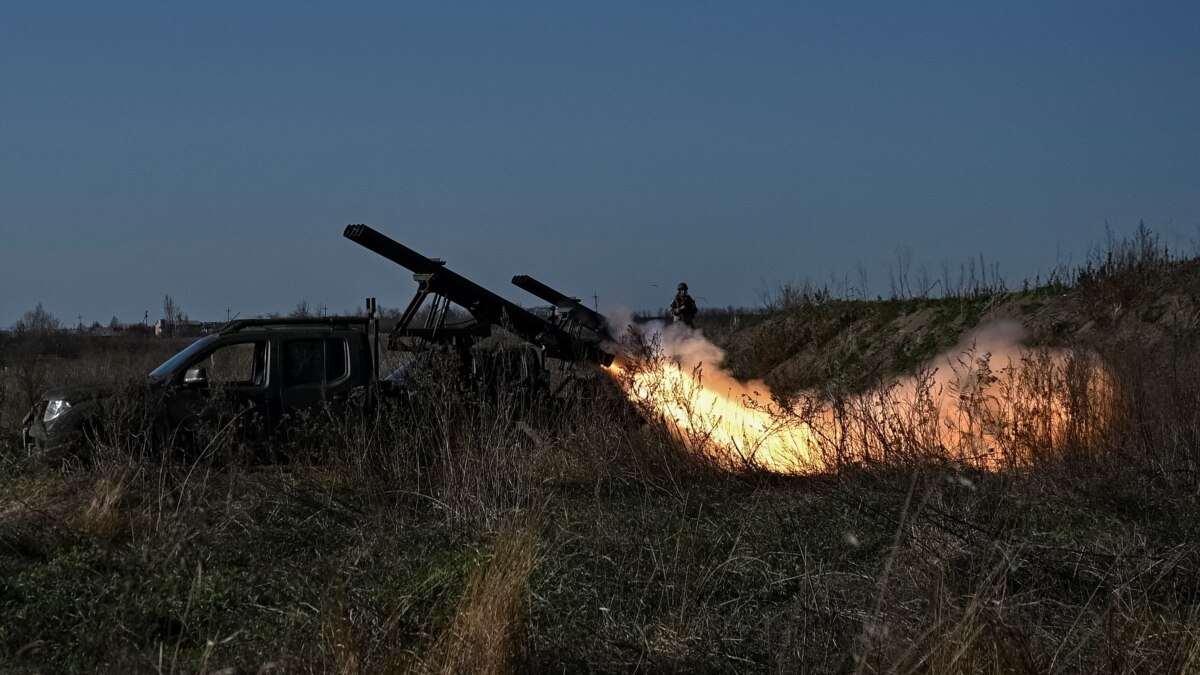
[4,232,1200,673]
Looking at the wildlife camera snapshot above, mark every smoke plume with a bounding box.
[605,317,1113,473]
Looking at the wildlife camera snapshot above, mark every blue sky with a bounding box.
[2,2,1198,326]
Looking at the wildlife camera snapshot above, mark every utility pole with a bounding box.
[226,307,231,322]
[592,292,599,312]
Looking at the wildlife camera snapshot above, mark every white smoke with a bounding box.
[944,320,1030,365]
[604,314,730,373]
[615,314,1035,393]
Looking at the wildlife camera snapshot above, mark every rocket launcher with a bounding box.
[343,224,614,367]
[511,274,615,344]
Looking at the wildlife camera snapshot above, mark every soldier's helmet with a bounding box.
[677,282,688,291]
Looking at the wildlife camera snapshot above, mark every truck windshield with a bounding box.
[147,335,220,381]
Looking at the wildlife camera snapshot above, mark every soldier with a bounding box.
[670,282,698,328]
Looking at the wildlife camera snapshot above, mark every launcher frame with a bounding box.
[343,224,614,367]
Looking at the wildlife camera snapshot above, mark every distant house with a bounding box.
[154,319,217,337]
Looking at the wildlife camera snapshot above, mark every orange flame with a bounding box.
[607,325,1115,474]
[608,360,823,472]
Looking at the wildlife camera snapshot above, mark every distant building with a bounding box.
[154,319,219,337]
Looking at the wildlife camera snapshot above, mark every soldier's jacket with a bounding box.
[671,292,697,316]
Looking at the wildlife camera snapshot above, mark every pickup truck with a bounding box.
[22,318,377,458]
[21,317,548,460]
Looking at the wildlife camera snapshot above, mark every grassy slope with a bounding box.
[722,257,1200,396]
[4,256,1200,672]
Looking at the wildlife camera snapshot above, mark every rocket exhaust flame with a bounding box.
[606,321,1115,474]
[607,358,821,472]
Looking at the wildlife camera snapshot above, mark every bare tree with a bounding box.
[11,302,62,335]
[7,303,62,412]
[162,294,184,324]
[162,294,186,335]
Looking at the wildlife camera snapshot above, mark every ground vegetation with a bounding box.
[3,227,1200,672]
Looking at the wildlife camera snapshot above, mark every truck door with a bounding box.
[165,338,272,441]
[276,335,361,424]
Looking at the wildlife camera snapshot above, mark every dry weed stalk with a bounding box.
[422,514,540,675]
[73,470,132,541]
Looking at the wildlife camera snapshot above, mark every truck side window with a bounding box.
[283,339,348,386]
[206,341,267,386]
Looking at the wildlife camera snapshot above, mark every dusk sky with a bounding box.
[2,2,1198,327]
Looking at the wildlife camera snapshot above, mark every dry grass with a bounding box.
[421,514,540,675]
[72,471,133,541]
[5,235,1200,672]
[308,511,541,675]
